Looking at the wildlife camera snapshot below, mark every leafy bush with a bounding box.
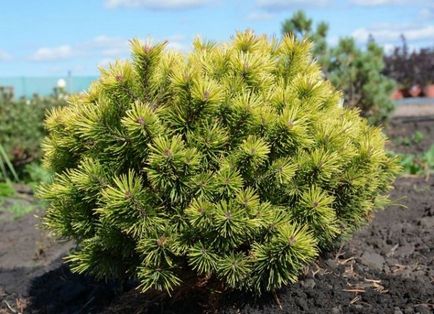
[24,163,53,189]
[0,93,65,178]
[398,145,434,175]
[383,36,413,88]
[0,181,15,197]
[327,38,395,124]
[0,144,18,181]
[383,36,434,87]
[282,11,395,125]
[39,32,399,294]
[395,131,424,147]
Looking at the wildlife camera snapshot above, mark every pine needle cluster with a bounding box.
[38,31,399,294]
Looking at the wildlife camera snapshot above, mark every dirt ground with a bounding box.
[386,115,434,154]
[0,117,433,314]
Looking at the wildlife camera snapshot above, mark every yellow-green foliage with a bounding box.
[38,31,399,294]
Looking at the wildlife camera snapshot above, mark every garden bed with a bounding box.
[387,115,434,154]
[0,117,433,314]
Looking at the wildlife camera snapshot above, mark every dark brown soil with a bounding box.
[0,117,433,314]
[386,116,434,153]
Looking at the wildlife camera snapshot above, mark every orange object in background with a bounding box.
[409,85,422,97]
[423,84,434,98]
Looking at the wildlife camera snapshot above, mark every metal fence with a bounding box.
[0,76,98,98]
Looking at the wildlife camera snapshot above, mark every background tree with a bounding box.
[281,11,329,65]
[0,91,66,179]
[282,11,395,125]
[384,35,434,89]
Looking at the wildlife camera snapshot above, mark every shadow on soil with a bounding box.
[24,258,433,314]
[26,263,119,314]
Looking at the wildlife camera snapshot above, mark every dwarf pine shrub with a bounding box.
[282,11,396,125]
[38,32,399,294]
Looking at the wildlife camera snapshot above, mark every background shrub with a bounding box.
[282,11,395,125]
[383,36,434,88]
[0,93,65,179]
[39,32,399,294]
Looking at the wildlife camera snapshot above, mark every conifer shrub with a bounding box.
[38,32,399,294]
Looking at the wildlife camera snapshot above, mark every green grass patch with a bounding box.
[396,144,434,175]
[394,131,425,147]
[8,203,34,219]
[0,181,15,197]
[0,202,35,220]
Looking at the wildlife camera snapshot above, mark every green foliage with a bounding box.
[0,144,18,182]
[281,11,395,125]
[38,32,399,295]
[0,94,65,179]
[0,181,15,197]
[396,131,424,147]
[24,162,53,189]
[1,202,35,220]
[398,145,434,175]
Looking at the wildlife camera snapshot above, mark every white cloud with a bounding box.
[98,58,115,68]
[101,47,128,57]
[90,34,188,53]
[166,34,188,50]
[257,0,329,11]
[0,49,11,61]
[29,34,187,63]
[352,24,434,43]
[30,45,73,61]
[351,0,427,5]
[420,4,434,19]
[92,35,124,46]
[105,0,209,10]
[89,35,130,57]
[166,41,186,50]
[247,11,274,21]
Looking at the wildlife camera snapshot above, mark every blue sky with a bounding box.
[0,0,433,76]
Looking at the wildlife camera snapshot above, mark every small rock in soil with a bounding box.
[325,258,338,270]
[386,257,399,266]
[394,307,403,314]
[359,251,385,270]
[295,297,308,311]
[395,243,414,257]
[300,279,316,289]
[420,216,434,228]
